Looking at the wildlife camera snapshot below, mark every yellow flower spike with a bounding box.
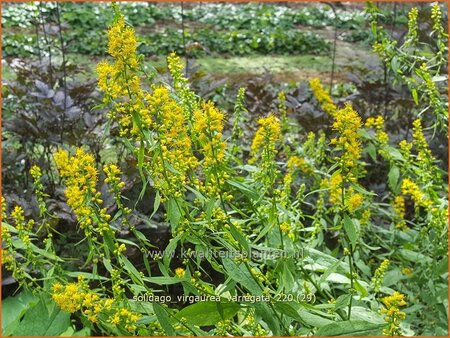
[347,192,364,212]
[144,86,198,198]
[310,78,337,116]
[380,291,407,336]
[54,148,110,235]
[401,178,431,209]
[250,114,281,158]
[328,173,343,205]
[372,259,390,292]
[29,164,42,180]
[331,103,362,170]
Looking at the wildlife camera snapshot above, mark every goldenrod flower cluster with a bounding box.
[287,156,312,175]
[401,267,413,276]
[175,267,186,278]
[283,155,312,197]
[54,148,111,235]
[405,7,418,46]
[279,221,291,234]
[146,86,198,198]
[1,249,14,271]
[104,164,131,224]
[231,87,247,154]
[310,78,336,115]
[330,103,363,170]
[250,114,281,161]
[399,139,412,161]
[111,268,126,298]
[243,310,268,336]
[371,259,390,292]
[346,189,364,212]
[97,13,143,138]
[193,101,230,198]
[278,91,290,134]
[392,195,407,230]
[52,277,109,323]
[104,164,126,192]
[431,4,444,36]
[411,119,440,186]
[193,101,227,168]
[97,14,140,99]
[30,165,48,218]
[380,291,407,336]
[250,114,281,189]
[1,196,7,221]
[412,119,433,162]
[167,52,198,116]
[107,18,138,67]
[325,176,363,212]
[108,307,141,332]
[1,198,15,272]
[365,115,389,146]
[52,277,140,332]
[328,173,343,205]
[401,178,431,209]
[11,205,34,245]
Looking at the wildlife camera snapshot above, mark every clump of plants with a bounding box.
[2,4,448,337]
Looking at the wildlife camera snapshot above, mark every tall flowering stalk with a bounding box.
[193,101,230,201]
[54,148,111,237]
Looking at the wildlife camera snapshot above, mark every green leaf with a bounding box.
[2,290,39,335]
[296,308,334,328]
[103,258,113,273]
[319,260,341,285]
[222,258,261,295]
[334,294,351,311]
[167,198,182,228]
[137,141,145,179]
[307,248,349,275]
[411,88,419,105]
[343,215,358,248]
[432,75,447,82]
[66,272,109,281]
[350,306,385,324]
[435,256,449,276]
[253,302,281,335]
[205,198,216,222]
[143,276,183,285]
[314,320,385,336]
[354,280,369,298]
[388,166,400,193]
[175,301,240,326]
[72,327,91,336]
[399,249,432,264]
[366,143,377,162]
[226,179,260,200]
[12,296,71,336]
[150,190,161,219]
[29,244,64,262]
[163,233,182,268]
[59,326,75,336]
[229,222,250,255]
[153,303,175,336]
[385,146,403,161]
[391,56,399,73]
[274,303,332,328]
[120,256,144,285]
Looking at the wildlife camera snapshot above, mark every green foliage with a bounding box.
[1,2,447,337]
[2,2,331,58]
[368,2,448,133]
